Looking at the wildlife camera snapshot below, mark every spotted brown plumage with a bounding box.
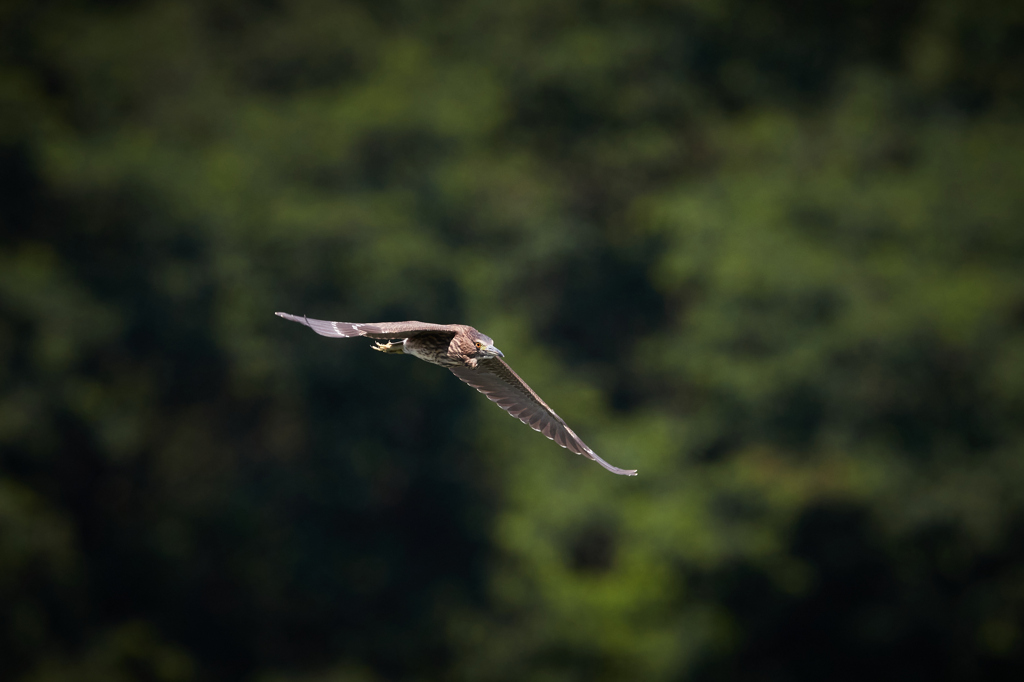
[275,312,637,476]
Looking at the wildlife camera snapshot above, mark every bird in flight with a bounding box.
[275,313,637,476]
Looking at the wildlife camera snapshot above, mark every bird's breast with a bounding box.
[402,335,462,367]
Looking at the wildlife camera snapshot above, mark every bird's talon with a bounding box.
[373,341,404,354]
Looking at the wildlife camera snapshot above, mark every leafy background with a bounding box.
[2,0,1023,680]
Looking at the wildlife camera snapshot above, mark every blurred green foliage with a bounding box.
[2,0,1023,680]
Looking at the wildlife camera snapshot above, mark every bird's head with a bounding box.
[471,333,504,359]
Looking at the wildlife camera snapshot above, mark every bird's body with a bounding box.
[400,333,462,366]
[275,312,637,476]
[399,328,481,367]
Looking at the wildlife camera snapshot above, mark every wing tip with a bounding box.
[587,450,638,476]
[275,311,312,327]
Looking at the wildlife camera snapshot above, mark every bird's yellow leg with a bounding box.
[372,341,405,354]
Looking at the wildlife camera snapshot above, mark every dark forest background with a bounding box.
[2,1,1024,680]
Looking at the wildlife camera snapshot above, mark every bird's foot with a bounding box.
[372,341,404,354]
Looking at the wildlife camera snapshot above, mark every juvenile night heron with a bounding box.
[276,312,637,476]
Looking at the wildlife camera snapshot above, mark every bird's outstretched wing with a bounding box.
[276,312,458,340]
[449,358,637,476]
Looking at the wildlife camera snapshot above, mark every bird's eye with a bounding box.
[475,341,482,348]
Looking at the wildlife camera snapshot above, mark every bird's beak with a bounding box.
[486,345,504,358]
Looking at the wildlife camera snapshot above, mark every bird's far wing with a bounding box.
[449,358,637,476]
[275,313,457,340]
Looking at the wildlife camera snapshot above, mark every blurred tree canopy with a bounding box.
[2,0,1023,680]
